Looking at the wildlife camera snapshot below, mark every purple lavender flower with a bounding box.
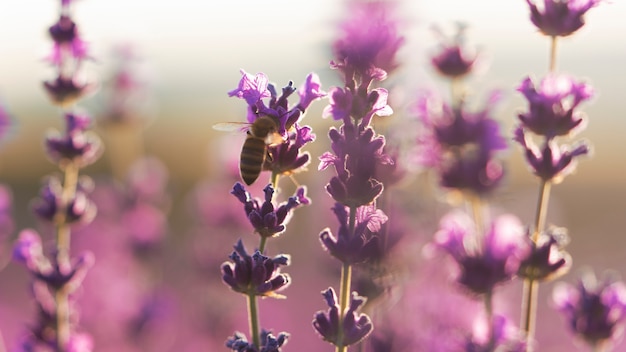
[319,125,390,208]
[313,287,373,347]
[553,272,626,348]
[43,76,95,107]
[525,0,602,37]
[319,203,387,265]
[331,0,404,82]
[431,211,525,295]
[517,75,593,140]
[431,23,478,79]
[221,239,290,298]
[518,226,571,282]
[12,229,94,290]
[231,183,309,239]
[414,91,507,195]
[514,126,589,183]
[297,73,327,111]
[32,175,96,226]
[45,112,103,168]
[226,330,289,352]
[47,15,89,67]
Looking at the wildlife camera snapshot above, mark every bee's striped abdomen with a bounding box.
[240,136,267,185]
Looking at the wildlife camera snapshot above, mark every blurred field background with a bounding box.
[0,0,625,351]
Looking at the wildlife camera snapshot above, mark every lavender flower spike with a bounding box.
[553,271,626,348]
[431,211,526,295]
[525,0,602,37]
[431,23,478,79]
[221,239,291,298]
[313,287,373,347]
[226,329,289,352]
[231,183,309,238]
[517,74,593,140]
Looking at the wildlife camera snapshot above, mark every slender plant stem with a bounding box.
[484,290,495,351]
[549,36,558,73]
[55,161,79,352]
[247,293,261,348]
[520,180,552,351]
[336,206,357,352]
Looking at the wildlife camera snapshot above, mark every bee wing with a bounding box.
[265,132,285,146]
[212,122,251,133]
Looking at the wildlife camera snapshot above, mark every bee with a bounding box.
[213,116,284,185]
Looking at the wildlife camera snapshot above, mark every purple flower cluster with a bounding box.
[465,315,526,351]
[553,272,626,348]
[431,211,526,295]
[226,330,289,352]
[526,0,601,37]
[12,229,94,350]
[313,288,373,346]
[430,24,477,79]
[45,113,103,169]
[231,183,309,239]
[414,91,507,195]
[514,75,593,183]
[222,240,290,298]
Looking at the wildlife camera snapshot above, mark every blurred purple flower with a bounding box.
[518,226,571,282]
[226,330,289,352]
[231,183,309,238]
[525,0,602,37]
[414,91,507,195]
[297,73,327,111]
[45,113,103,168]
[67,332,94,352]
[319,203,387,265]
[43,76,95,107]
[514,126,589,183]
[313,287,373,347]
[431,211,525,295]
[465,315,527,352]
[32,175,96,226]
[431,23,478,79]
[221,239,290,298]
[553,272,626,348]
[331,0,404,82]
[47,15,89,67]
[517,75,593,139]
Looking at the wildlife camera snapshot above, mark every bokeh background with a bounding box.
[0,0,625,351]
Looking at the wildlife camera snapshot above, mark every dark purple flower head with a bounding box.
[415,91,507,195]
[514,126,589,183]
[226,329,289,352]
[518,75,593,139]
[12,229,94,290]
[553,271,626,347]
[320,203,387,265]
[221,239,290,297]
[323,87,393,127]
[45,113,103,168]
[331,0,404,83]
[526,0,601,37]
[47,15,89,66]
[265,124,315,177]
[518,226,571,282]
[32,175,96,226]
[320,125,390,207]
[432,211,525,295]
[313,287,373,347]
[465,315,527,352]
[431,23,478,79]
[231,183,309,238]
[43,76,95,107]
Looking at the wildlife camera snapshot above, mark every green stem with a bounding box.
[549,36,558,73]
[55,162,79,352]
[520,180,552,351]
[247,293,261,348]
[336,206,357,352]
[270,171,280,191]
